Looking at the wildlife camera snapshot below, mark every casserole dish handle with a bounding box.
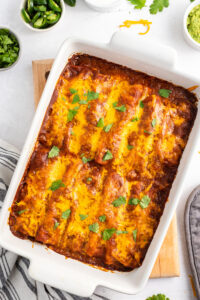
[110,31,177,69]
[29,258,96,297]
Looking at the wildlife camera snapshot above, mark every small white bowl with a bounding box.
[84,0,121,12]
[183,0,200,50]
[0,27,21,71]
[20,0,65,32]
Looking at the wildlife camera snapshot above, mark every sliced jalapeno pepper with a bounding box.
[48,0,61,12]
[27,0,34,15]
[21,8,31,23]
[34,0,47,4]
[46,12,60,24]
[64,0,76,7]
[33,17,47,28]
[32,12,41,23]
[34,5,47,11]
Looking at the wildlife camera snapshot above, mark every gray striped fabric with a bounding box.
[0,140,107,300]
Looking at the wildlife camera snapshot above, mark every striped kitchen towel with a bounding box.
[0,139,107,300]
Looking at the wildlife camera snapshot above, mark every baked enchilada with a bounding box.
[9,54,197,271]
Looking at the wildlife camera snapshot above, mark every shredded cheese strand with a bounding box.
[119,19,152,35]
[187,85,199,92]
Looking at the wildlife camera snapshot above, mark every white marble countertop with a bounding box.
[1,0,200,299]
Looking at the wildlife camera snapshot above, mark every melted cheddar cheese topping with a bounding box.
[9,54,197,271]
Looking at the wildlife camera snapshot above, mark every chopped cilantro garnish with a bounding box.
[159,88,172,98]
[79,100,88,104]
[103,150,113,161]
[129,198,140,205]
[87,177,92,182]
[139,100,144,108]
[18,209,27,215]
[150,0,169,14]
[112,102,118,107]
[131,117,139,122]
[70,88,77,94]
[112,196,126,207]
[54,221,59,229]
[70,131,75,136]
[116,230,128,235]
[61,209,71,220]
[139,195,151,209]
[97,117,104,128]
[89,222,99,233]
[72,94,80,104]
[127,144,134,150]
[114,105,126,112]
[144,130,152,135]
[49,180,65,191]
[67,107,79,122]
[133,229,137,241]
[151,118,157,128]
[99,215,106,222]
[82,156,92,164]
[48,146,59,158]
[128,0,146,9]
[102,228,116,240]
[80,214,88,221]
[103,123,113,132]
[87,91,99,101]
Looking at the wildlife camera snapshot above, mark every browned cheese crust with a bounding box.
[9,54,198,271]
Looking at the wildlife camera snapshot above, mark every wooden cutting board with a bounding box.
[32,59,180,278]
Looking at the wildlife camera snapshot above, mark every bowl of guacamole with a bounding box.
[184,1,200,50]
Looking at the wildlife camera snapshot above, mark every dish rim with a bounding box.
[0,33,200,297]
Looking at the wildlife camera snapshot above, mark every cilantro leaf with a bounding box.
[61,209,71,220]
[87,177,92,182]
[67,107,79,122]
[103,123,113,132]
[99,215,106,222]
[139,100,144,108]
[49,180,65,191]
[127,144,134,150]
[70,88,77,94]
[133,229,137,241]
[116,230,128,235]
[114,105,126,112]
[128,0,146,9]
[79,100,88,104]
[112,196,126,207]
[150,0,169,14]
[87,91,99,101]
[89,222,99,233]
[151,118,157,128]
[129,198,140,205]
[80,214,88,220]
[97,117,104,128]
[102,228,116,240]
[72,94,80,104]
[159,88,172,98]
[54,221,59,229]
[146,294,170,300]
[139,195,151,209]
[18,209,27,215]
[103,150,113,161]
[144,130,152,135]
[82,156,92,164]
[131,117,139,122]
[48,146,60,158]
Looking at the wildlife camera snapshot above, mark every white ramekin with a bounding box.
[84,0,121,12]
[20,0,65,32]
[183,0,200,50]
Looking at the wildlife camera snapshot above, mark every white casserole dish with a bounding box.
[0,31,200,297]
